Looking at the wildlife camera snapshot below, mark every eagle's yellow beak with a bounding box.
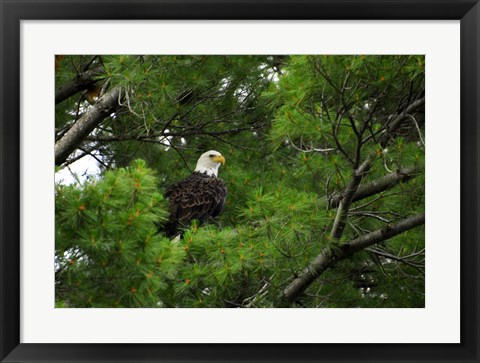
[213,155,225,165]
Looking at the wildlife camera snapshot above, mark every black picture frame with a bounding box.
[1,1,479,362]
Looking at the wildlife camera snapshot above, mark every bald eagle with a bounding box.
[163,150,227,237]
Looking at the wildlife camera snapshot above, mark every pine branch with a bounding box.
[328,165,422,209]
[85,125,260,142]
[282,213,425,304]
[55,87,122,166]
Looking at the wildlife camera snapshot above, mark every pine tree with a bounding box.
[55,55,425,308]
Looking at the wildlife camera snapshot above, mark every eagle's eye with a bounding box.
[208,154,215,158]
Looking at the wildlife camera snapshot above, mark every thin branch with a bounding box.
[78,147,109,169]
[61,150,89,167]
[163,137,193,173]
[349,211,392,223]
[379,97,425,148]
[330,156,372,239]
[407,114,425,147]
[85,125,258,142]
[287,135,335,153]
[366,247,425,274]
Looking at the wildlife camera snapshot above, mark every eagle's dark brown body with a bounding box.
[163,172,227,237]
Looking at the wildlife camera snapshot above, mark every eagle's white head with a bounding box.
[194,150,225,177]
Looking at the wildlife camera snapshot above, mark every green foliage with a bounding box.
[55,55,425,308]
[55,160,185,307]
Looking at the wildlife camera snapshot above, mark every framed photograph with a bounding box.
[1,0,479,362]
